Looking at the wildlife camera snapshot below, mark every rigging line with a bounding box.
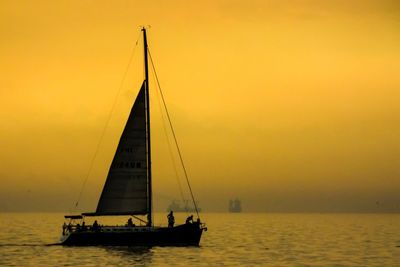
[151,67,187,210]
[74,33,141,210]
[148,48,200,219]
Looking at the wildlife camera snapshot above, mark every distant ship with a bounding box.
[167,199,202,213]
[229,199,242,213]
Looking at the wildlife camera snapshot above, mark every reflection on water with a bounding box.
[0,213,399,266]
[102,246,154,265]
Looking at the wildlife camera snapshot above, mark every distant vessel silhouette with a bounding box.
[167,199,202,213]
[60,27,206,246]
[229,199,242,213]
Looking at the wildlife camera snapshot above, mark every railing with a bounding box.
[62,224,156,235]
[62,221,207,235]
[62,225,101,235]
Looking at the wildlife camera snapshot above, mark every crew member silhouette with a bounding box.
[167,211,175,227]
[186,215,194,224]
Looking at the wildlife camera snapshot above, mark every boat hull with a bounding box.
[60,223,204,246]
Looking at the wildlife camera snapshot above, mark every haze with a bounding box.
[1,0,399,213]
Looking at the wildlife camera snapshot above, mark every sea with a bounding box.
[0,212,399,266]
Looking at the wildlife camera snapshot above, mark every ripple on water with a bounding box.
[0,213,399,266]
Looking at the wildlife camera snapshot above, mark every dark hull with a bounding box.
[61,223,204,246]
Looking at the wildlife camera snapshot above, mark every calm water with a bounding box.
[0,213,399,266]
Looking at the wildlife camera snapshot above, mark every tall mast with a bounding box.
[142,27,152,226]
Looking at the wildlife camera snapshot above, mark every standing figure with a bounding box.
[167,211,175,228]
[62,222,67,235]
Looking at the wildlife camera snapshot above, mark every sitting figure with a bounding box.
[185,215,194,224]
[127,218,134,227]
[167,211,175,228]
[92,220,99,231]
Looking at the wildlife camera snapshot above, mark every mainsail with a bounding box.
[95,82,149,215]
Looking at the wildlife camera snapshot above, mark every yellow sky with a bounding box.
[0,0,399,212]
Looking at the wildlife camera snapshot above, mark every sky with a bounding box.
[0,0,399,213]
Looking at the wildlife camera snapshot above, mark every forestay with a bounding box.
[96,82,149,215]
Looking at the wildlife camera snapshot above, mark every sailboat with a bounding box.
[60,27,206,246]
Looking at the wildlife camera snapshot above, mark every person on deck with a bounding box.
[62,222,67,235]
[167,211,175,227]
[92,220,99,231]
[185,215,193,224]
[127,218,134,227]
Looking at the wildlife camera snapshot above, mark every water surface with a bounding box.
[0,213,399,266]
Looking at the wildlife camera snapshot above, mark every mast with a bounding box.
[142,27,152,226]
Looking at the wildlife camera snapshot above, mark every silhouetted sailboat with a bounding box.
[60,27,206,246]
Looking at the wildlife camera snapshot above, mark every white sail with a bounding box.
[96,82,149,215]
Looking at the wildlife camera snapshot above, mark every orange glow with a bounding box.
[0,0,399,212]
